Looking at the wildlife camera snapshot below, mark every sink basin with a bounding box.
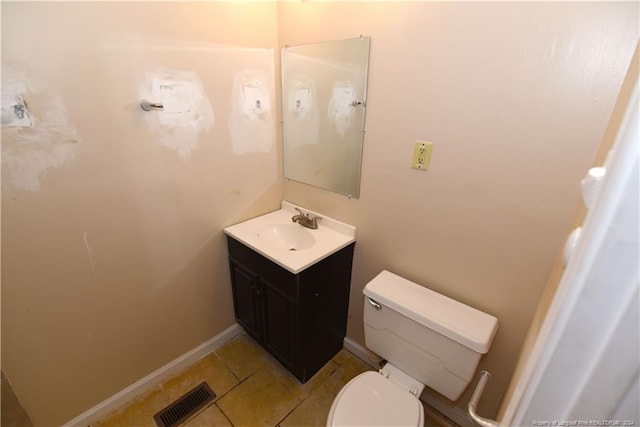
[257,224,315,251]
[224,201,356,274]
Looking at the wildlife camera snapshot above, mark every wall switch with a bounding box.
[412,141,433,171]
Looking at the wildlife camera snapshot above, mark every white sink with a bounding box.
[224,201,356,274]
[257,224,315,251]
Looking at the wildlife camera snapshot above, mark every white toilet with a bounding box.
[327,270,499,427]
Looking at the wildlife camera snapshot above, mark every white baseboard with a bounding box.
[63,323,243,427]
[65,327,472,427]
[343,336,377,368]
[343,336,474,427]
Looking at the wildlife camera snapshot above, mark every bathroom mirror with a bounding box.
[281,36,371,198]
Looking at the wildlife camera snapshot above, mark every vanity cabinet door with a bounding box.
[227,235,354,383]
[261,280,296,370]
[229,259,263,341]
[229,254,296,370]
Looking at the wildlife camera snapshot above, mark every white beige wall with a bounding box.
[1,2,280,425]
[278,1,639,418]
[498,41,640,420]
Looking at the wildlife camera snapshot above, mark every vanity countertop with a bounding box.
[224,201,356,274]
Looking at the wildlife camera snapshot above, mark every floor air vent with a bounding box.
[154,382,216,427]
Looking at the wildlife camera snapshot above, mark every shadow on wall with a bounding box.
[1,372,34,427]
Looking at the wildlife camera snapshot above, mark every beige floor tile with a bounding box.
[161,353,239,402]
[92,339,460,427]
[279,384,336,427]
[323,354,373,395]
[184,403,232,427]
[265,355,339,400]
[215,333,272,380]
[330,348,352,365]
[218,333,341,398]
[94,386,170,427]
[217,368,301,427]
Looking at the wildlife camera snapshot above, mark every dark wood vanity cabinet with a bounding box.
[226,236,355,383]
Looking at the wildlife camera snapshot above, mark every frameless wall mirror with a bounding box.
[281,36,371,198]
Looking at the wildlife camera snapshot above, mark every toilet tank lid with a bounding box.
[363,270,498,354]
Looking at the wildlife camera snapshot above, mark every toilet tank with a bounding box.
[363,270,498,401]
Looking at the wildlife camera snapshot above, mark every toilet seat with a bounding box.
[327,371,424,427]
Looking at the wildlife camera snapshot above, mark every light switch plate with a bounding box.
[412,141,433,171]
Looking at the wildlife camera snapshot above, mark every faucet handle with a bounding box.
[295,207,307,217]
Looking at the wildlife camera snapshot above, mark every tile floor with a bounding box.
[94,333,457,427]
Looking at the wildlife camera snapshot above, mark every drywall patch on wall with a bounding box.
[230,69,275,154]
[240,82,270,121]
[140,69,214,160]
[285,76,320,148]
[1,66,81,193]
[328,81,357,138]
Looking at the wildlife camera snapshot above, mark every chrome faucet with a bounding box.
[291,208,322,229]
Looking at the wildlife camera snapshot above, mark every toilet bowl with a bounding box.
[327,270,498,427]
[327,370,424,427]
[327,363,427,427]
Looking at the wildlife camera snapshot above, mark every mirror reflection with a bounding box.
[281,36,371,198]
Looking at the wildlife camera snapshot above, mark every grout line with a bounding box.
[274,361,342,427]
[210,370,249,404]
[181,401,217,427]
[275,398,302,426]
[215,402,235,427]
[211,350,243,384]
[212,334,266,384]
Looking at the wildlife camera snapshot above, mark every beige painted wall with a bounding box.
[498,41,640,420]
[278,1,639,418]
[1,2,280,425]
